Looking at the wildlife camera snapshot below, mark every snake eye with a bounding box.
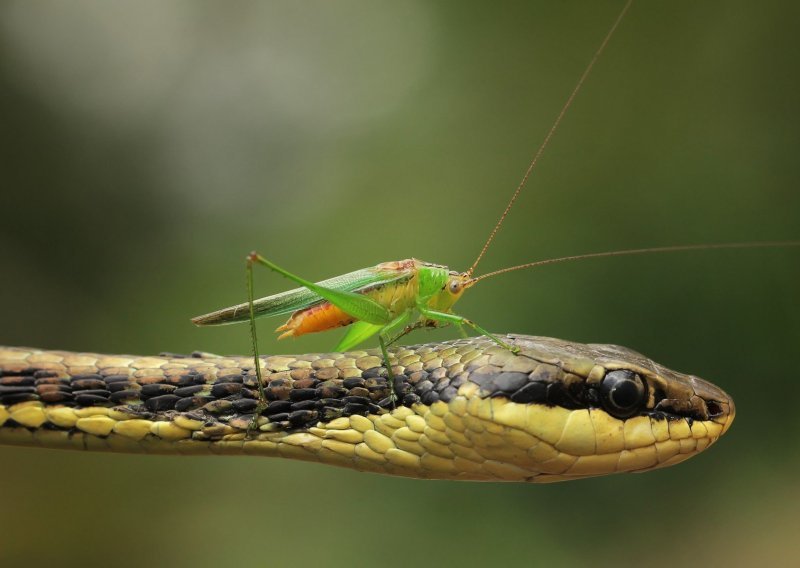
[599,370,646,419]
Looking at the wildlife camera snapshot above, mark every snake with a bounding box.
[0,334,734,483]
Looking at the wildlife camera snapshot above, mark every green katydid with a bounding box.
[192,0,798,409]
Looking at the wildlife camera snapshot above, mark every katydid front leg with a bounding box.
[416,305,520,354]
[385,318,446,347]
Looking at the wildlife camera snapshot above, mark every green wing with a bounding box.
[192,265,411,326]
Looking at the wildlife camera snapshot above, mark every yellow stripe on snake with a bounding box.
[0,334,734,483]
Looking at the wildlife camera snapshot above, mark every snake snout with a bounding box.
[690,375,736,435]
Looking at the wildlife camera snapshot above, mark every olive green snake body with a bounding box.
[0,334,734,482]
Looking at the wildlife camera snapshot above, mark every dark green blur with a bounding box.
[1,1,798,566]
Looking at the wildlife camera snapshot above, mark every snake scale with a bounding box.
[0,334,734,483]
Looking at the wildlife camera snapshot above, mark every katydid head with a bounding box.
[423,268,477,313]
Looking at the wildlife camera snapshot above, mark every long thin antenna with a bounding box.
[469,241,800,284]
[467,0,634,277]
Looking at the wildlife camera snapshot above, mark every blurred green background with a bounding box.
[1,1,798,566]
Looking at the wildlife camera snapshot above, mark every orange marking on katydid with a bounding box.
[276,302,355,339]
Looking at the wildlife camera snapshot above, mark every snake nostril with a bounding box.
[706,401,723,418]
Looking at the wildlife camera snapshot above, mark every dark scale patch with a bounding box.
[1,376,36,386]
[264,400,292,416]
[71,378,107,391]
[403,393,421,406]
[289,388,316,402]
[290,400,317,412]
[76,394,113,407]
[102,374,132,384]
[0,386,36,395]
[319,407,342,421]
[232,399,259,413]
[33,377,67,386]
[175,396,214,412]
[439,386,458,402]
[214,374,244,385]
[493,372,529,393]
[175,373,204,387]
[450,373,467,389]
[0,367,37,378]
[289,410,317,427]
[203,400,234,414]
[33,370,59,379]
[242,375,261,389]
[393,376,407,396]
[363,367,387,379]
[40,391,74,404]
[174,385,205,397]
[1,392,39,404]
[144,394,180,412]
[75,389,111,397]
[110,390,142,404]
[434,379,450,393]
[264,386,291,401]
[421,391,440,405]
[343,402,370,415]
[141,384,177,398]
[510,382,548,404]
[210,382,243,398]
[545,382,582,409]
[468,371,496,391]
[316,383,346,399]
[342,377,365,389]
[107,382,137,393]
[348,386,370,398]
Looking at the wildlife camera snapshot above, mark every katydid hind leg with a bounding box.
[374,312,415,406]
[245,255,269,435]
[377,333,400,407]
[248,252,392,325]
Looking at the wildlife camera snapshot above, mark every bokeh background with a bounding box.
[1,1,798,566]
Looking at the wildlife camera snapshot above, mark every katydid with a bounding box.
[192,0,798,409]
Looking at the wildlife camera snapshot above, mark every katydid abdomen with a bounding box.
[275,271,420,339]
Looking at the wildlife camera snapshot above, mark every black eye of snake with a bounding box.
[599,369,646,418]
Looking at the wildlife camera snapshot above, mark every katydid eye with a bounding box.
[448,281,461,293]
[599,370,646,418]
